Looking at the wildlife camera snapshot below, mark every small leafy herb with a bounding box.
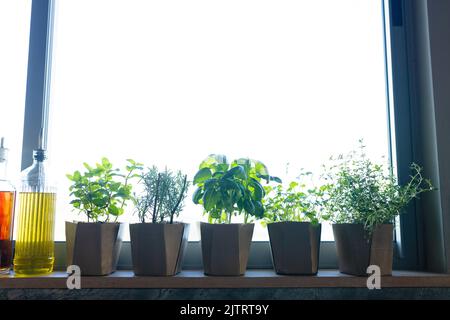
[192,154,281,224]
[323,140,435,234]
[67,157,143,222]
[262,171,330,225]
[134,166,189,224]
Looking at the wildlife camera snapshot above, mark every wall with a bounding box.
[409,0,450,272]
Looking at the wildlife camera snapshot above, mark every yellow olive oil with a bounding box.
[14,192,56,275]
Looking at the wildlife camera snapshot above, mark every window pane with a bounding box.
[48,0,389,241]
[0,1,32,177]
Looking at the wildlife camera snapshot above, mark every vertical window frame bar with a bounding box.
[21,0,55,170]
[386,0,424,270]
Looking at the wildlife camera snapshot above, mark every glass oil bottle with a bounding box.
[0,138,15,274]
[13,136,56,276]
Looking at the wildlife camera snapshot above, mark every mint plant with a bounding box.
[67,158,143,222]
[192,154,281,224]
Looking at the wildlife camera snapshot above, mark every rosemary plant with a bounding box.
[135,166,189,223]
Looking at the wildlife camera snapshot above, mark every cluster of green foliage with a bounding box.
[67,142,434,231]
[323,141,434,233]
[134,166,189,224]
[67,158,143,222]
[262,171,330,225]
[192,154,281,224]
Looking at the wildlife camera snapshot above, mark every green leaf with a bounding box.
[199,154,228,169]
[253,201,264,218]
[250,179,264,200]
[224,165,247,180]
[216,163,230,173]
[72,171,81,181]
[193,168,212,185]
[110,182,121,192]
[108,205,121,216]
[257,174,282,184]
[92,198,107,208]
[192,188,204,204]
[204,178,218,190]
[70,200,81,208]
[254,160,269,176]
[126,159,136,165]
[289,181,299,189]
[203,189,220,212]
[101,157,113,170]
[212,171,225,178]
[83,162,94,171]
[243,199,255,214]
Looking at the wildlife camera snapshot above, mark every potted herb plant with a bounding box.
[324,142,434,276]
[66,157,142,276]
[130,166,189,276]
[262,172,329,275]
[192,154,280,276]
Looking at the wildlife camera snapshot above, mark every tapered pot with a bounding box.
[200,222,254,276]
[333,223,394,276]
[65,221,124,276]
[268,222,321,275]
[129,222,189,276]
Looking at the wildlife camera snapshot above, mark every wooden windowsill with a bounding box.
[1,270,450,289]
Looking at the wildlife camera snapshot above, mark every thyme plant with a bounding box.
[323,141,434,234]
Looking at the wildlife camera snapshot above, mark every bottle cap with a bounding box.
[33,128,47,162]
[0,137,8,163]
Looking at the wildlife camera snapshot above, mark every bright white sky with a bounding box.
[0,1,30,177]
[1,0,389,241]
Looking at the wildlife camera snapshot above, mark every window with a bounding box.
[47,0,389,242]
[0,1,32,177]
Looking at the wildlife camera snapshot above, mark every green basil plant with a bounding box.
[192,154,281,224]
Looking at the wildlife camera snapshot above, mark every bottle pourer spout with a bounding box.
[38,128,45,150]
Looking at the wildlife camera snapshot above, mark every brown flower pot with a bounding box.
[65,221,124,276]
[333,223,394,276]
[200,222,254,276]
[129,222,189,276]
[268,222,321,275]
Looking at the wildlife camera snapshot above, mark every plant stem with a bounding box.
[170,175,188,224]
[153,173,161,223]
[120,168,135,211]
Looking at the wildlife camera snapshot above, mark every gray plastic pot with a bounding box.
[333,223,394,276]
[129,222,189,276]
[200,222,254,276]
[268,221,321,275]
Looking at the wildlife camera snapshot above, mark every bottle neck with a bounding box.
[0,160,7,181]
[32,158,44,166]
